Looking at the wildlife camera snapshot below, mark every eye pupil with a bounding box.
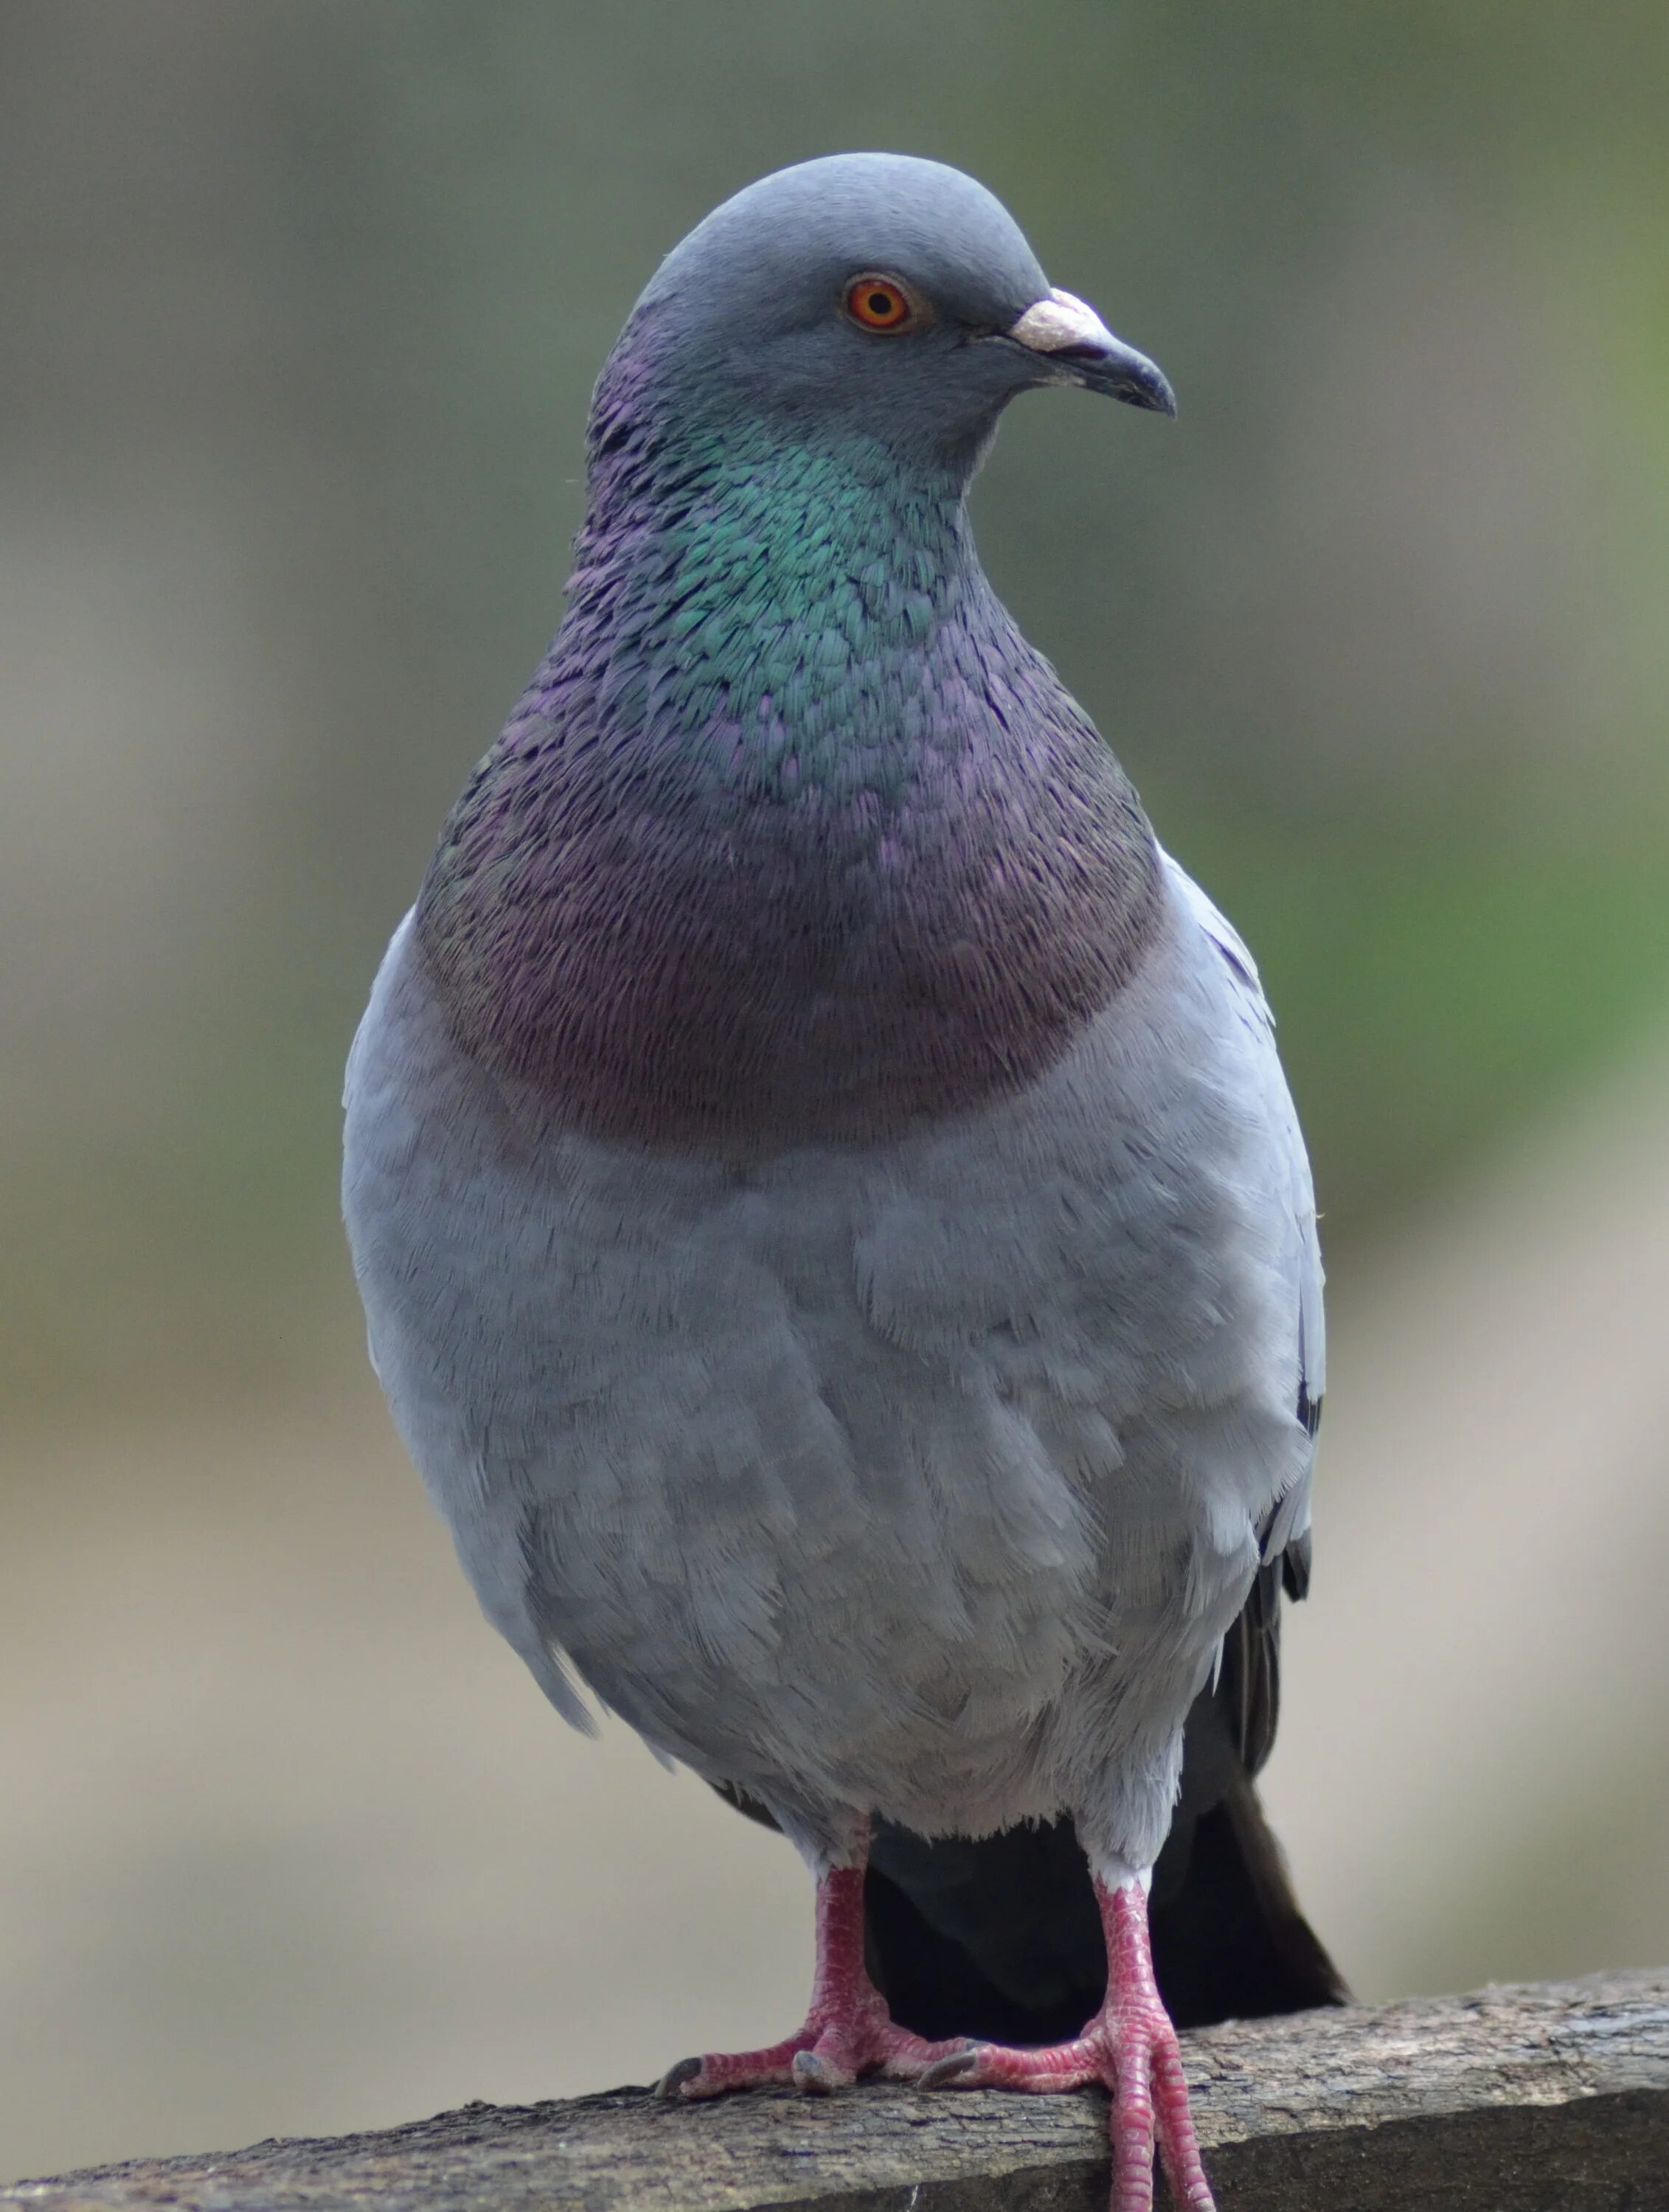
[847,275,915,331]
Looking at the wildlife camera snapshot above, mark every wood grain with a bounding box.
[9,1972,1668,2211]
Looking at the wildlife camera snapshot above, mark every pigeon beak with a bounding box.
[1003,288,1176,416]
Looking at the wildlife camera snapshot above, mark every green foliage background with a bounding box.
[3,0,1667,1392]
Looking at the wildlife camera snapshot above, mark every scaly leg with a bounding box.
[659,1845,970,2099]
[922,1874,1215,2212]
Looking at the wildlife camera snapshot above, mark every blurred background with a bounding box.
[3,0,1667,2183]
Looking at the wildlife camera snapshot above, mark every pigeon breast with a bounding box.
[417,321,1161,1153]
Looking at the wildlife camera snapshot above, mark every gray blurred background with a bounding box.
[4,0,1667,2183]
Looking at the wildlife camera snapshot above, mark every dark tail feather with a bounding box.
[864,1815,1106,2047]
[864,1761,1346,2045]
[1148,1761,1348,2028]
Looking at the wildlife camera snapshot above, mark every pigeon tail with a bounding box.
[858,1714,1346,2042]
[1148,1758,1348,2028]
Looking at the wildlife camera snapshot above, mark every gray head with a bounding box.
[625,153,1174,469]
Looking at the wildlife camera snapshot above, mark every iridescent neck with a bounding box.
[548,364,990,799]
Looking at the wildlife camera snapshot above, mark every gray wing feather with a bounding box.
[1158,851,1322,1568]
[1158,852,1323,1786]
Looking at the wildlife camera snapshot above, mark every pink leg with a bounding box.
[658,1857,970,2099]
[921,1877,1215,2212]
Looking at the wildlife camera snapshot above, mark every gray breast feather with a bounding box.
[343,870,1321,1866]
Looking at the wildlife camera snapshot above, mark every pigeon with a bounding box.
[343,152,1342,2212]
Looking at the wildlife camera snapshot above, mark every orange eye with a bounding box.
[844,274,916,332]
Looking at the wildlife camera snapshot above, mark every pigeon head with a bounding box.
[620,152,1175,472]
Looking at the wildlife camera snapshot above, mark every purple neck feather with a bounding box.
[417,322,1160,1151]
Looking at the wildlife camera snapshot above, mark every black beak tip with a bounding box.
[1057,342,1177,418]
[1109,358,1177,417]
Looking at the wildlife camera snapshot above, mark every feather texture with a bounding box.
[346,837,1319,1879]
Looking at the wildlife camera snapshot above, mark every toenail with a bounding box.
[656,2056,703,2098]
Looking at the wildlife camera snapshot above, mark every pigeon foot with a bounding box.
[657,1860,969,2100]
[920,1878,1215,2212]
[658,1995,965,2099]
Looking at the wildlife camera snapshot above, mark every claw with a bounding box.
[791,2048,850,2094]
[918,2047,982,2090]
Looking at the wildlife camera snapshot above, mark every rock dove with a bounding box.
[343,152,1342,2212]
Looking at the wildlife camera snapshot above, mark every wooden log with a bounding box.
[7,1972,1668,2211]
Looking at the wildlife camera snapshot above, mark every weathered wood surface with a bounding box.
[10,1972,1668,2211]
